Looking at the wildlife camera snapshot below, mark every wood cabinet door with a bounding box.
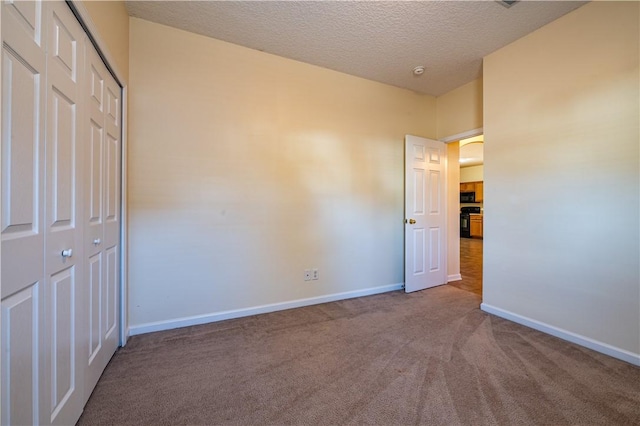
[470,217,483,238]
[475,182,484,202]
[460,182,475,192]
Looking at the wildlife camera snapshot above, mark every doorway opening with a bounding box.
[451,238,483,296]
[450,135,483,296]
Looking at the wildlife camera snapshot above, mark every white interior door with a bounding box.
[84,43,120,399]
[43,2,85,424]
[1,1,47,424]
[2,2,122,424]
[404,135,447,292]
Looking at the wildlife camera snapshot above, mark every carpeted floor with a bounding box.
[77,285,640,425]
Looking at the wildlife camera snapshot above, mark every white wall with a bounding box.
[128,18,437,330]
[482,1,639,363]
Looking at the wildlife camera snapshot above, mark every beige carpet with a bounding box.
[77,285,640,425]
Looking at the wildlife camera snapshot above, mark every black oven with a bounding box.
[460,213,470,238]
[460,192,475,203]
[460,206,481,238]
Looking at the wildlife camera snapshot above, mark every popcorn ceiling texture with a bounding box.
[125,1,585,96]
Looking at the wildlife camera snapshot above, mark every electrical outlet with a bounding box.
[312,269,319,280]
[304,269,312,281]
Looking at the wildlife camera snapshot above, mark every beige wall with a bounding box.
[436,78,483,140]
[460,165,483,183]
[437,80,484,284]
[82,0,129,82]
[483,2,639,360]
[128,18,437,328]
[446,143,460,280]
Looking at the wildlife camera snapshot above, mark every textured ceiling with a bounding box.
[125,1,586,96]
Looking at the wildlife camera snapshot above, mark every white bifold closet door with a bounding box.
[0,1,48,424]
[83,38,121,399]
[0,1,121,425]
[43,1,86,424]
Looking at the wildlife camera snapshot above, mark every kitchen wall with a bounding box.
[128,18,437,331]
[460,165,483,183]
[483,1,639,363]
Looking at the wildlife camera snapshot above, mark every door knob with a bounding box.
[61,249,73,258]
[408,219,416,224]
[93,238,101,245]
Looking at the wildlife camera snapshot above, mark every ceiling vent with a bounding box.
[497,0,519,8]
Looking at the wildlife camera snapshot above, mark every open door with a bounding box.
[404,135,447,292]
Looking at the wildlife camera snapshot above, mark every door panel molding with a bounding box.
[1,282,42,426]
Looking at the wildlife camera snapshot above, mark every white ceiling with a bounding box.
[125,1,586,96]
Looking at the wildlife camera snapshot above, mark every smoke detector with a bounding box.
[413,66,425,76]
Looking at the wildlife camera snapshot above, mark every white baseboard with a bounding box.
[481,303,640,366]
[448,274,462,282]
[130,283,405,336]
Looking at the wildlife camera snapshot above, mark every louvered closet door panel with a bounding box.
[1,1,47,424]
[43,2,85,424]
[83,43,120,400]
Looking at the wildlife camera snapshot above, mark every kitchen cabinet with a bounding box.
[475,182,484,202]
[470,215,483,238]
[460,182,475,192]
[460,181,484,202]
